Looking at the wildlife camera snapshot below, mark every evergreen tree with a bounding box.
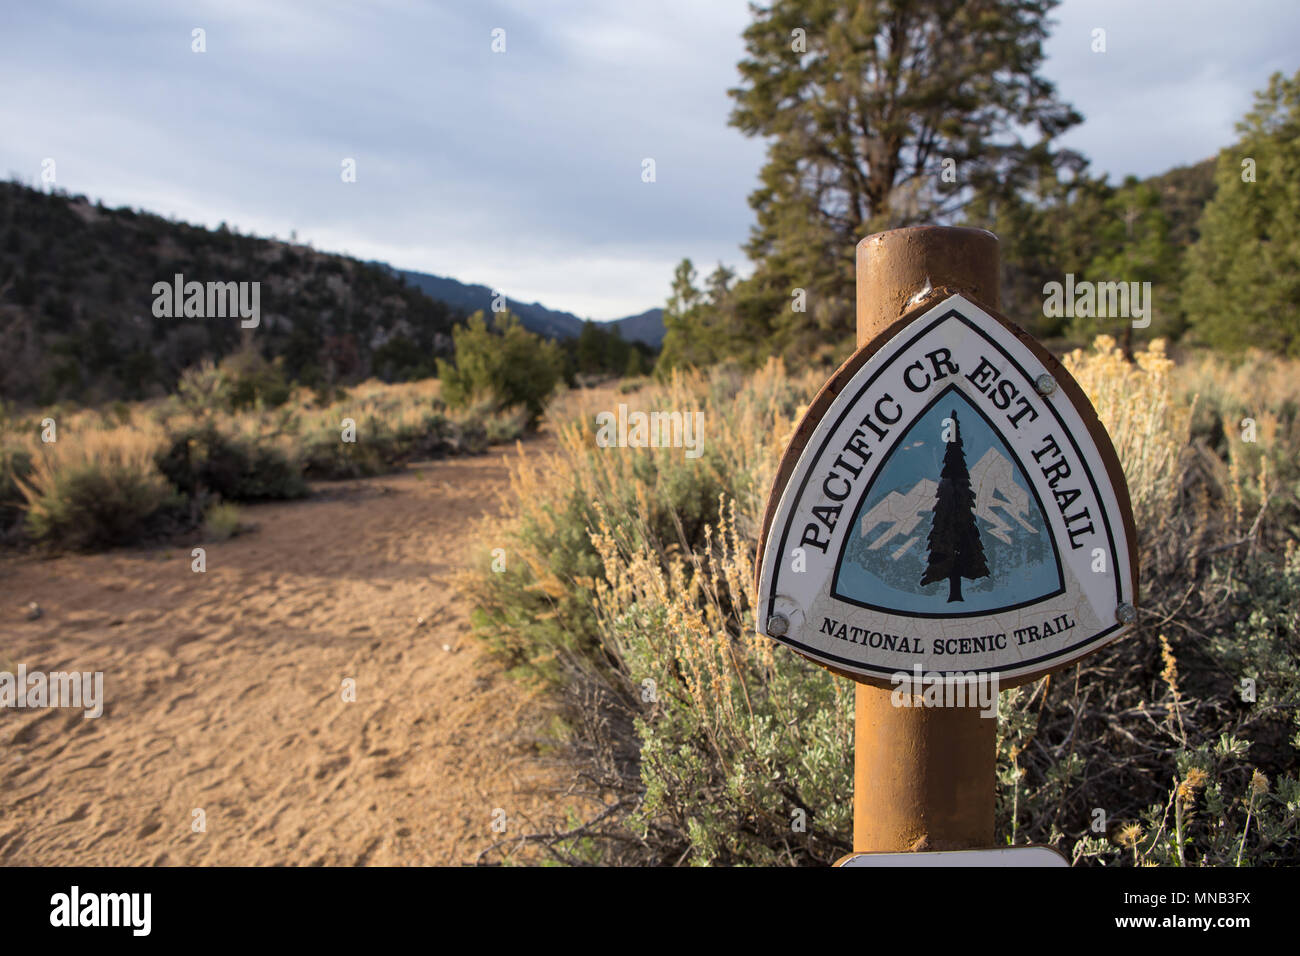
[1076,176,1180,347]
[1145,158,1217,250]
[963,162,1107,337]
[658,259,741,371]
[921,409,989,602]
[722,0,1082,360]
[436,311,562,425]
[1182,69,1300,356]
[575,320,606,375]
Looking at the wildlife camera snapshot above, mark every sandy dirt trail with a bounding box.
[0,443,569,865]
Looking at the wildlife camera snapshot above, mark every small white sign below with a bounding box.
[838,846,1068,867]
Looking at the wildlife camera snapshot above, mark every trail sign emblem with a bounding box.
[756,293,1137,688]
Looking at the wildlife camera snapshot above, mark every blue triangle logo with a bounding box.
[831,384,1064,617]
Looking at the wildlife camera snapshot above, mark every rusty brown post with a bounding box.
[852,226,1000,852]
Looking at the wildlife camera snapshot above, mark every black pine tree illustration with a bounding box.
[920,409,990,602]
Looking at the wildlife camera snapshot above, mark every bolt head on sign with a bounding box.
[756,293,1138,690]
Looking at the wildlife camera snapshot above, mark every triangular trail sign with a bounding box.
[756,294,1137,689]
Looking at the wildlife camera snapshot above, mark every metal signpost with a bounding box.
[755,226,1139,863]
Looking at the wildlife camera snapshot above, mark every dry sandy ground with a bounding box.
[0,444,571,865]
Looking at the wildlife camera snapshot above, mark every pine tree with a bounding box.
[657,260,743,372]
[1078,177,1180,347]
[656,259,709,371]
[963,163,1108,337]
[724,0,1082,360]
[921,410,989,602]
[1182,69,1300,356]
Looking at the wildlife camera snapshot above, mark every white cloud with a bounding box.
[0,0,1294,318]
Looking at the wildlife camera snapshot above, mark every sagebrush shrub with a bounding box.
[20,433,182,549]
[156,424,306,501]
[467,343,1300,866]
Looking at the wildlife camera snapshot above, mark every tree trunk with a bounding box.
[947,572,961,603]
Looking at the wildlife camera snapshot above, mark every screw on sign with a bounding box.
[754,226,1138,864]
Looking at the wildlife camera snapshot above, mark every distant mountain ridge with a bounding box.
[395,268,664,347]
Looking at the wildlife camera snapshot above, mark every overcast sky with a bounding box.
[2,0,1297,320]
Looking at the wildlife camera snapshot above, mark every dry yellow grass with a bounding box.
[16,424,171,510]
[1062,336,1188,524]
[1,376,474,495]
[468,336,1300,865]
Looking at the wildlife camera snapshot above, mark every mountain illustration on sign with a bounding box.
[832,387,1064,616]
[919,409,989,602]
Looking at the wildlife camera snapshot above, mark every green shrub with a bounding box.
[176,350,291,415]
[482,406,529,445]
[203,501,242,540]
[221,349,291,410]
[437,311,562,425]
[1021,547,1300,867]
[467,425,731,683]
[467,357,1300,866]
[21,449,183,550]
[176,360,231,414]
[300,427,391,480]
[156,424,306,501]
[588,510,853,865]
[300,412,447,479]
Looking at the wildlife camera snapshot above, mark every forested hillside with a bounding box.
[0,183,660,408]
[0,181,468,405]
